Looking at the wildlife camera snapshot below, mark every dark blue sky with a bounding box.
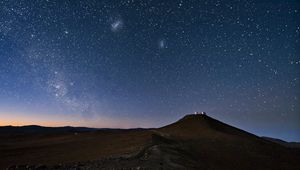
[0,0,299,141]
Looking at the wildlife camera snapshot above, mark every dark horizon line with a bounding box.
[1,114,299,143]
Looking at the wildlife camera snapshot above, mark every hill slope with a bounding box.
[154,114,300,169]
[159,114,259,138]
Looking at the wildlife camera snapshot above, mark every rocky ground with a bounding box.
[6,134,197,170]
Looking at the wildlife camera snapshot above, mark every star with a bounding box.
[158,39,166,49]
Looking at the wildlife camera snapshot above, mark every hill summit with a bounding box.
[159,113,257,140]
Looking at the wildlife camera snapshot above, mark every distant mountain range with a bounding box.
[0,125,99,133]
[2,119,298,147]
[0,125,147,134]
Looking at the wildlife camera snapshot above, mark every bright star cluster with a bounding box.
[0,0,299,141]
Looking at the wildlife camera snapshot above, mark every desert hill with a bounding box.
[1,114,300,170]
[155,114,300,169]
[262,136,300,148]
[159,113,259,138]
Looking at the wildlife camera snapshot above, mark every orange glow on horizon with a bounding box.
[0,111,153,128]
[0,116,81,127]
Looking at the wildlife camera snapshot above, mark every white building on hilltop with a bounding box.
[194,111,206,115]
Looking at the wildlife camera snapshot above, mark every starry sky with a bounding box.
[0,0,299,141]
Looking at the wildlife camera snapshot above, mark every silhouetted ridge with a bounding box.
[159,114,259,139]
[0,125,99,134]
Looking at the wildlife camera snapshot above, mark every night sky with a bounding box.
[0,0,299,141]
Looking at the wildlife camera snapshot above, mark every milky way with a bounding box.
[0,0,299,141]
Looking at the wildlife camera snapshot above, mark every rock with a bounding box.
[6,165,17,170]
[52,164,62,169]
[35,164,47,170]
[26,165,35,170]
[16,165,27,170]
